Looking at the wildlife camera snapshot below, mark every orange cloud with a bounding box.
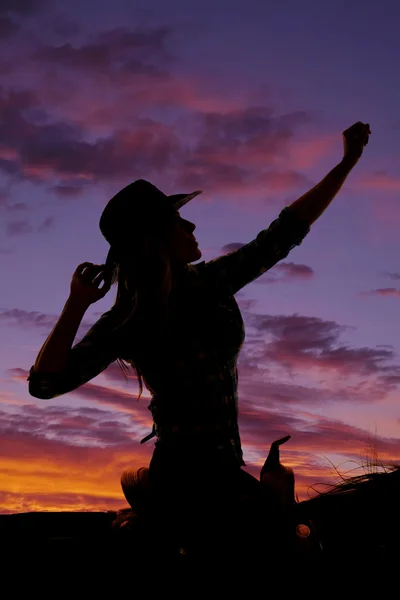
[1,396,399,513]
[0,429,152,513]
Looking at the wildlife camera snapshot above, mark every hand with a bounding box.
[70,262,112,307]
[342,121,371,165]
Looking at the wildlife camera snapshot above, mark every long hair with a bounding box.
[105,232,175,399]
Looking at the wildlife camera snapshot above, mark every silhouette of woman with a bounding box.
[28,122,370,558]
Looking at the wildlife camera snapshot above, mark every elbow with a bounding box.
[27,367,61,400]
[28,383,57,400]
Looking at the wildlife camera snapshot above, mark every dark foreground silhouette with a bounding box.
[2,442,398,591]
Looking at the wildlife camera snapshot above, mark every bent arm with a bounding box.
[33,296,89,375]
[28,303,121,399]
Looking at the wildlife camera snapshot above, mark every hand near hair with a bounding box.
[342,121,371,166]
[70,262,112,307]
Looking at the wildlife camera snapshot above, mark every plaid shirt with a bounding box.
[28,207,310,467]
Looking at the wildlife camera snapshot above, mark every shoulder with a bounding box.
[187,260,233,296]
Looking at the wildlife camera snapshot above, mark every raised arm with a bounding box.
[287,121,371,225]
[29,262,116,399]
[203,122,371,295]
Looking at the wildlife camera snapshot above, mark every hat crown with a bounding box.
[99,180,202,247]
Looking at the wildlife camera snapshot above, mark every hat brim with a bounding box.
[168,190,202,209]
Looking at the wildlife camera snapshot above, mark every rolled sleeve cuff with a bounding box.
[27,366,66,399]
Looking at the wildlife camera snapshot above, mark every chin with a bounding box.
[192,247,202,261]
[183,248,202,263]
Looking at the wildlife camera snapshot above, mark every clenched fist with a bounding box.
[343,121,371,165]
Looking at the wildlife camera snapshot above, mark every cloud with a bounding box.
[241,312,400,397]
[9,367,150,422]
[33,26,172,78]
[9,303,400,415]
[175,107,312,196]
[0,403,138,447]
[37,215,54,232]
[220,245,315,284]
[258,261,314,284]
[361,288,400,299]
[286,133,338,170]
[385,272,400,281]
[0,189,22,213]
[49,184,88,198]
[4,215,54,235]
[0,87,183,187]
[1,399,399,512]
[0,82,317,207]
[222,242,245,253]
[0,21,333,206]
[0,308,94,338]
[356,170,400,192]
[272,262,314,280]
[0,414,152,513]
[240,404,400,460]
[0,309,58,331]
[5,219,33,236]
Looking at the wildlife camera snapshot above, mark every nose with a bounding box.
[184,220,196,233]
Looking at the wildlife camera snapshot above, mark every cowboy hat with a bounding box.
[100,179,202,265]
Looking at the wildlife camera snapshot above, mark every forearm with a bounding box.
[33,296,89,373]
[287,155,356,226]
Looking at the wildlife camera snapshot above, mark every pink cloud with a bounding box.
[356,170,400,192]
[0,23,335,207]
[287,134,338,170]
[246,312,396,373]
[219,249,314,284]
[0,146,18,160]
[0,81,320,207]
[361,288,400,299]
[259,261,314,284]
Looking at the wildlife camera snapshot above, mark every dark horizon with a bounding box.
[1,0,400,513]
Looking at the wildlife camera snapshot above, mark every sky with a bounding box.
[1,0,400,514]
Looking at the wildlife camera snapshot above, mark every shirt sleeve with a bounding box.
[203,207,310,295]
[28,307,122,400]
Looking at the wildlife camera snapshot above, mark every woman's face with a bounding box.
[164,211,202,264]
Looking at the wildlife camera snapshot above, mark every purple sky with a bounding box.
[1,0,400,512]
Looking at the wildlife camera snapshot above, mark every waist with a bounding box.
[153,421,244,466]
[154,419,237,439]
[149,392,238,424]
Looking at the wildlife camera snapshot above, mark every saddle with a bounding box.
[112,436,324,564]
